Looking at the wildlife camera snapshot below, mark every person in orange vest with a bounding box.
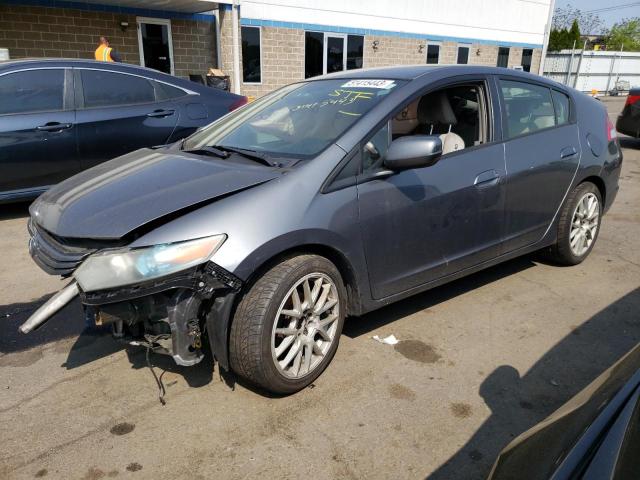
[94,36,121,62]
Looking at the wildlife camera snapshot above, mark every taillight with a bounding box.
[606,113,617,142]
[229,96,248,112]
[625,94,640,107]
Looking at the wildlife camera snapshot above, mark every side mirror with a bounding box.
[383,135,442,171]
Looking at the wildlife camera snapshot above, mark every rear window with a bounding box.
[500,80,555,139]
[81,70,155,108]
[154,81,188,100]
[551,90,571,125]
[0,69,64,115]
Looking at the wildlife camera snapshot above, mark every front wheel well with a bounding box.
[242,244,362,316]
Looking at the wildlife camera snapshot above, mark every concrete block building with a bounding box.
[0,0,552,97]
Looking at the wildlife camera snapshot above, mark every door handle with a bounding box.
[147,109,175,118]
[474,169,500,188]
[36,123,72,132]
[560,146,578,159]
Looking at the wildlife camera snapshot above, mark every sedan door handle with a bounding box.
[560,146,578,159]
[474,169,500,188]
[36,123,72,132]
[147,109,175,118]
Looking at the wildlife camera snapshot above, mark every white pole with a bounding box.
[231,0,241,94]
[539,0,556,75]
[565,39,576,85]
[573,40,587,89]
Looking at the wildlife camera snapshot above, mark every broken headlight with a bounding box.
[74,235,227,292]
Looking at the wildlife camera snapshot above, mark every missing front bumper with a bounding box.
[19,262,242,368]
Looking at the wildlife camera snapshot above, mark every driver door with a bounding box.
[357,81,506,299]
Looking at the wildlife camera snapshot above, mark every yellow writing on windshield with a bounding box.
[290,89,374,112]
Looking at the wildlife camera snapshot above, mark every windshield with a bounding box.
[183,78,404,158]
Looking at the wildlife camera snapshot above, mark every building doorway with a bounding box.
[324,34,346,74]
[137,17,174,75]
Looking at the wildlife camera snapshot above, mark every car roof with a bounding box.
[312,64,565,89]
[0,58,242,98]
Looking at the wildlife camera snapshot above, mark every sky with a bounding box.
[555,0,640,30]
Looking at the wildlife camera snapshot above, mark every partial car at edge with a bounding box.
[616,88,640,139]
[0,59,247,203]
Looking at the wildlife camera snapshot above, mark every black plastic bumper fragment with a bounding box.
[205,291,238,371]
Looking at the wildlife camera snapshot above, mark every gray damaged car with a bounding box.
[22,66,622,394]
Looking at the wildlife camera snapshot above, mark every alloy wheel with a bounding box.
[570,192,600,257]
[271,273,340,379]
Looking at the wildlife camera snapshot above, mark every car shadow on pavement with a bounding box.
[343,256,536,338]
[0,201,31,221]
[426,287,640,480]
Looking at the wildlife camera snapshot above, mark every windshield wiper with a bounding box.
[214,145,279,167]
[182,145,230,159]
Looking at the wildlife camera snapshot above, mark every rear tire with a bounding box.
[229,254,346,395]
[546,182,602,265]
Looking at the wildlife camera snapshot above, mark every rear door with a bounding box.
[499,78,580,253]
[0,67,79,198]
[74,68,179,169]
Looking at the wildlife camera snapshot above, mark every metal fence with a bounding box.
[543,50,640,93]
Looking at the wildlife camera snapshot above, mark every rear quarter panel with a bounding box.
[572,92,622,212]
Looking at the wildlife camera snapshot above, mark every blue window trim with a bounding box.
[240,18,542,49]
[3,0,216,22]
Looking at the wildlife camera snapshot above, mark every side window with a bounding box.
[551,90,571,126]
[362,122,390,173]
[154,81,187,101]
[500,80,555,139]
[80,70,155,108]
[0,69,64,115]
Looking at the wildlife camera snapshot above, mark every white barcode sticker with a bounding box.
[341,79,396,89]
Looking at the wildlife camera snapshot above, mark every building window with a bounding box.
[241,26,261,83]
[497,47,510,68]
[305,32,364,78]
[521,48,533,72]
[457,45,470,64]
[347,35,364,70]
[426,44,440,64]
[305,31,324,78]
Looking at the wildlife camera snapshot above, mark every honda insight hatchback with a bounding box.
[22,66,622,394]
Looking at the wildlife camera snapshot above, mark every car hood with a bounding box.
[30,149,283,240]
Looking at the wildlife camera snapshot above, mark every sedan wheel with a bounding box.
[547,181,602,265]
[271,273,340,379]
[569,192,600,257]
[229,255,346,394]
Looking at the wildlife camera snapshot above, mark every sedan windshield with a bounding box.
[183,79,404,158]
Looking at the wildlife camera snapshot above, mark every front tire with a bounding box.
[547,182,602,265]
[229,254,346,395]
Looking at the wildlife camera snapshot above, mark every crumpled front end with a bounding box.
[22,219,242,368]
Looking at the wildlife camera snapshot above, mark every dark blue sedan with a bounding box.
[0,59,247,202]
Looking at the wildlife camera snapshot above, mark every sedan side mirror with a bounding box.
[383,135,443,171]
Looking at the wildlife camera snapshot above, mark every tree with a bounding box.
[605,18,640,51]
[552,5,604,34]
[569,19,581,47]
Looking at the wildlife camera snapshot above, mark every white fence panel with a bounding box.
[543,50,640,93]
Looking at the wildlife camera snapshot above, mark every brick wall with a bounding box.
[171,19,216,78]
[0,4,216,79]
[363,35,424,67]
[241,27,304,99]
